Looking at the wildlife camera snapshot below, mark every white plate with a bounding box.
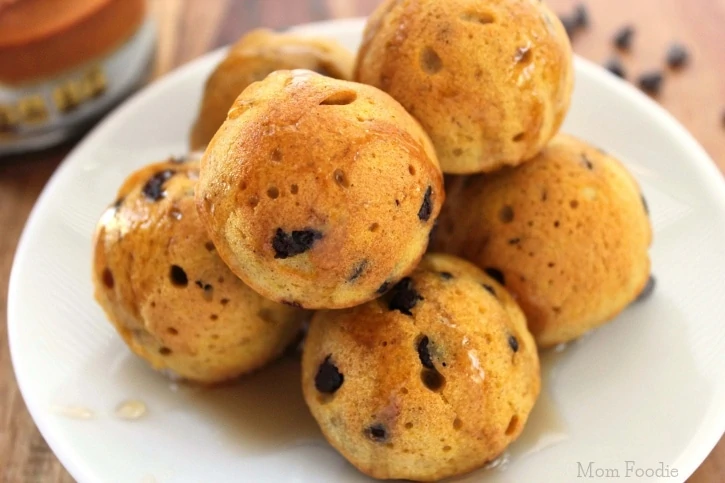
[9,18,725,483]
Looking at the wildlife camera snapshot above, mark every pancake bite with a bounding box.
[196,70,444,309]
[190,29,355,150]
[432,134,652,348]
[355,0,573,174]
[302,254,540,481]
[92,157,305,384]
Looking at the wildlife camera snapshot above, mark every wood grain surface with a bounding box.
[1,0,723,481]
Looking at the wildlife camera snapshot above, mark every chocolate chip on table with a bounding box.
[482,283,496,297]
[272,228,322,259]
[348,260,368,282]
[508,335,519,352]
[573,3,589,28]
[417,336,435,369]
[142,170,175,201]
[366,424,387,442]
[418,186,434,222]
[613,25,635,50]
[604,57,626,79]
[666,43,689,69]
[635,275,656,302]
[439,271,453,280]
[637,71,664,95]
[388,277,424,316]
[315,355,344,394]
[485,268,505,286]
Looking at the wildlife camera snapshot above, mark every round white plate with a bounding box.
[9,18,725,483]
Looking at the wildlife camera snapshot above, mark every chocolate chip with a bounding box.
[573,3,589,28]
[283,300,304,309]
[635,275,656,302]
[641,194,649,215]
[418,186,433,221]
[417,336,435,369]
[666,43,689,69]
[508,335,519,352]
[485,268,505,285]
[439,272,453,280]
[272,228,322,259]
[421,369,445,391]
[315,355,344,393]
[508,238,520,245]
[366,424,387,442]
[195,280,212,291]
[348,260,368,282]
[604,57,626,78]
[613,25,635,50]
[388,277,424,316]
[170,265,188,287]
[482,284,496,297]
[638,71,664,95]
[142,170,175,201]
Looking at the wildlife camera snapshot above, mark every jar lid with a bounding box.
[0,0,146,85]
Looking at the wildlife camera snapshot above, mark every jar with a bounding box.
[0,0,155,155]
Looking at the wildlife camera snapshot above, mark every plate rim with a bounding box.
[8,16,725,483]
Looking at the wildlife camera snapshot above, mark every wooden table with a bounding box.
[1,0,723,481]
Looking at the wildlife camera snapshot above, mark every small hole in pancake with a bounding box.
[420,47,443,74]
[499,205,514,223]
[334,169,350,188]
[506,415,520,435]
[320,90,357,105]
[460,11,494,24]
[102,268,114,289]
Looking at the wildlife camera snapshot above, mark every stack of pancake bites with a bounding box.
[92,0,653,480]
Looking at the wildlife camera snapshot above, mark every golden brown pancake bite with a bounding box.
[302,254,540,481]
[196,70,444,310]
[432,134,652,347]
[93,156,306,384]
[355,0,573,174]
[190,28,355,150]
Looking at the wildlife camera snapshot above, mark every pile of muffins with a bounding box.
[92,1,652,480]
